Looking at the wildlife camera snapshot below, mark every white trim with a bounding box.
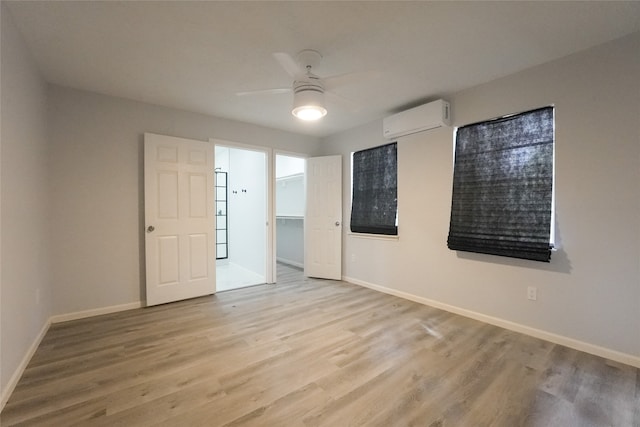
[1,319,51,412]
[276,173,304,183]
[209,138,269,154]
[1,301,142,411]
[50,301,142,323]
[276,257,304,269]
[343,275,640,369]
[267,146,276,284]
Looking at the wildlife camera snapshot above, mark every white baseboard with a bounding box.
[1,319,51,412]
[1,301,143,412]
[343,275,640,369]
[50,301,143,323]
[276,257,304,269]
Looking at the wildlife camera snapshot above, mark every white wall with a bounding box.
[228,147,267,276]
[48,85,321,315]
[1,5,52,404]
[276,155,305,179]
[320,32,640,362]
[276,174,304,217]
[276,217,304,268]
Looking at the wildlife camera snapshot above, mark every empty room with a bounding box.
[1,1,639,426]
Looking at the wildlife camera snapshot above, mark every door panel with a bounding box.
[157,172,178,219]
[304,155,342,280]
[145,133,215,306]
[189,173,208,218]
[158,236,179,285]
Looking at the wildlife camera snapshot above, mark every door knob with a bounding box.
[147,225,155,233]
[335,221,341,226]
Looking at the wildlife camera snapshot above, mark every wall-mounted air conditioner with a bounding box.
[383,99,451,139]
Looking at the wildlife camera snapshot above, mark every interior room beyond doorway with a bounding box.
[215,145,267,292]
[275,154,306,273]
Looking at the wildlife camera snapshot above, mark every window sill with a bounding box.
[348,232,399,241]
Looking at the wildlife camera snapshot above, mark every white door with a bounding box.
[304,155,342,280]
[144,133,216,306]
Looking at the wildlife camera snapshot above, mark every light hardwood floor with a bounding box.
[3,264,639,426]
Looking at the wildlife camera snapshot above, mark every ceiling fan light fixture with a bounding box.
[292,89,327,121]
[292,105,327,121]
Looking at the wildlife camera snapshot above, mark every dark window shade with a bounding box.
[447,107,554,262]
[351,142,398,235]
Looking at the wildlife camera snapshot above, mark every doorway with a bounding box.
[214,144,268,291]
[275,154,306,275]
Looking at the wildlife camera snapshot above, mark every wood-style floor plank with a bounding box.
[2,264,638,426]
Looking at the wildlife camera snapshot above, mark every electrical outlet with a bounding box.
[527,286,537,301]
[351,253,356,263]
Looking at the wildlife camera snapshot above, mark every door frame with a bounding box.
[210,140,330,284]
[210,138,275,284]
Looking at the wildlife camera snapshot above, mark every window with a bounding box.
[447,106,554,262]
[350,142,398,235]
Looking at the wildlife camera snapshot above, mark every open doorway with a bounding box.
[215,144,268,291]
[275,154,306,276]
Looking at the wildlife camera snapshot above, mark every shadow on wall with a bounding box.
[454,214,571,274]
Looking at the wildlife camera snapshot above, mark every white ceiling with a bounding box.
[5,1,640,138]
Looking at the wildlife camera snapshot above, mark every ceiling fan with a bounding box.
[237,49,372,121]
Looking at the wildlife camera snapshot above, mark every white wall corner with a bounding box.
[343,276,640,369]
[0,319,51,412]
[1,301,143,411]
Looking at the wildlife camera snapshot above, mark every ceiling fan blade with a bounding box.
[323,71,381,91]
[273,52,303,78]
[236,88,291,97]
[326,90,360,113]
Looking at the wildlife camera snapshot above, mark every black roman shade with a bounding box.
[350,142,398,235]
[447,107,554,262]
